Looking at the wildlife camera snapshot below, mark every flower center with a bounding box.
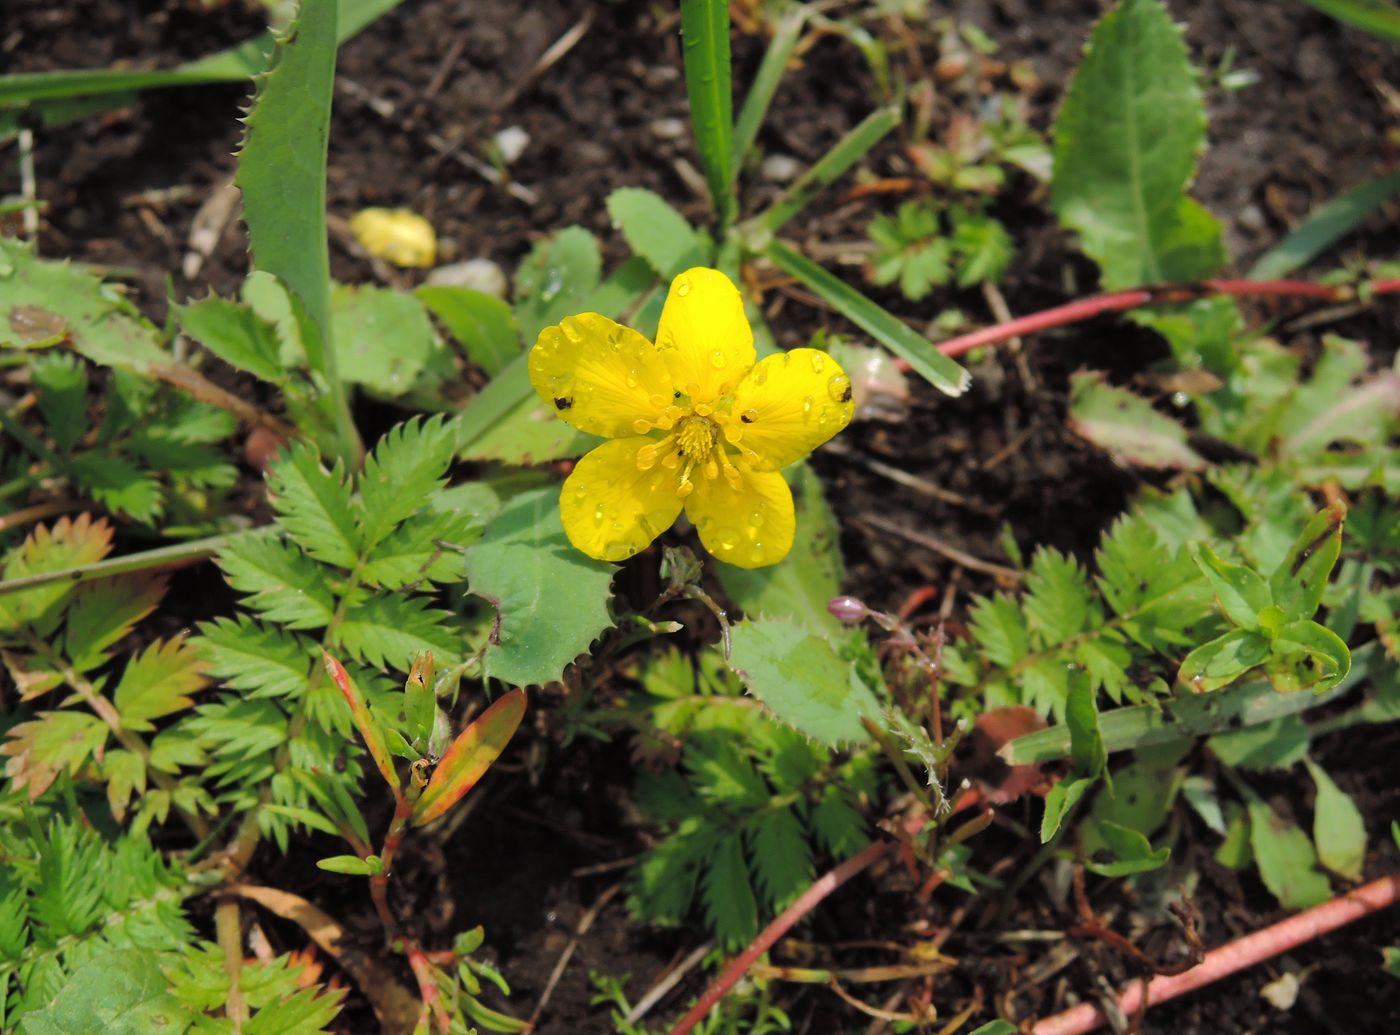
[676,415,718,459]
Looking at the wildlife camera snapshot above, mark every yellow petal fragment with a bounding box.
[727,348,855,472]
[560,438,685,562]
[349,208,437,268]
[684,464,795,569]
[529,313,675,438]
[655,267,755,404]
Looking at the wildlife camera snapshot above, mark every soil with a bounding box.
[5,0,1400,1032]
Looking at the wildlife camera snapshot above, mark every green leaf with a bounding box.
[767,240,970,397]
[175,296,285,383]
[679,0,735,224]
[330,282,442,393]
[316,854,378,876]
[195,616,313,698]
[265,443,362,568]
[1025,548,1095,646]
[1245,789,1332,909]
[716,463,843,635]
[1250,168,1400,279]
[217,532,336,629]
[64,573,166,672]
[357,416,459,548]
[1270,506,1345,622]
[69,453,163,523]
[1041,775,1094,841]
[1190,542,1272,629]
[1051,0,1224,287]
[17,950,190,1035]
[359,509,480,589]
[333,593,461,672]
[1209,715,1311,770]
[1268,620,1351,693]
[322,652,398,794]
[514,226,602,343]
[31,352,88,453]
[0,239,167,372]
[968,594,1030,667]
[463,487,616,686]
[0,711,109,800]
[748,807,813,911]
[731,7,808,172]
[968,1023,1018,1035]
[1295,0,1400,42]
[412,688,526,825]
[1085,820,1170,877]
[703,832,758,949]
[1068,371,1207,470]
[416,285,520,376]
[951,209,1015,286]
[457,365,600,464]
[727,617,881,745]
[112,636,209,731]
[606,188,707,276]
[1304,757,1365,880]
[235,0,336,379]
[1066,674,1107,779]
[629,818,714,926]
[1178,628,1272,692]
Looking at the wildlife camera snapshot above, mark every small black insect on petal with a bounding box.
[554,396,573,410]
[740,414,754,424]
[838,385,853,403]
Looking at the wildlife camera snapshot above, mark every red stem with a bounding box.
[1032,872,1400,1035]
[666,839,894,1035]
[931,277,1400,360]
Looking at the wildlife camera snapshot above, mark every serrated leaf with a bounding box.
[194,616,313,698]
[810,787,869,856]
[113,636,209,731]
[716,463,843,635]
[412,688,525,825]
[332,593,461,672]
[514,226,602,343]
[728,617,881,745]
[463,487,616,686]
[217,532,336,629]
[235,0,336,367]
[0,514,113,636]
[64,574,167,673]
[952,209,1015,286]
[686,736,770,807]
[703,832,758,949]
[748,807,813,911]
[1068,371,1207,470]
[1025,548,1094,646]
[606,187,707,276]
[357,416,459,548]
[31,351,89,453]
[0,238,167,371]
[416,284,520,376]
[68,452,163,522]
[359,509,480,589]
[968,594,1030,667]
[1051,0,1224,287]
[629,818,713,926]
[331,282,443,392]
[103,748,147,823]
[265,443,362,568]
[1245,789,1331,909]
[1,710,109,800]
[1303,757,1365,880]
[175,295,285,383]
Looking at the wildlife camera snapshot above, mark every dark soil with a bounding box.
[6,0,1400,1031]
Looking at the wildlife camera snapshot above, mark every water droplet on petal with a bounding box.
[593,504,606,525]
[809,353,826,374]
[748,510,764,527]
[827,373,852,403]
[750,542,766,563]
[753,366,769,386]
[802,395,814,419]
[676,278,692,297]
[718,531,739,552]
[626,369,639,388]
[710,350,726,369]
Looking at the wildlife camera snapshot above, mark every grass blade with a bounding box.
[1249,168,1400,279]
[766,241,970,397]
[731,7,809,178]
[752,106,899,234]
[1295,0,1400,41]
[680,0,735,226]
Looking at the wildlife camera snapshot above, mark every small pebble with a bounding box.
[426,258,509,298]
[493,125,530,165]
[649,117,688,141]
[760,154,802,183]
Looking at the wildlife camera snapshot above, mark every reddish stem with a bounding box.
[1032,872,1400,1035]
[666,839,894,1035]
[930,277,1400,360]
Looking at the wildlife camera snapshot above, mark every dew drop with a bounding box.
[593,503,606,525]
[649,393,668,409]
[676,278,692,297]
[753,366,769,386]
[626,369,639,388]
[748,509,764,527]
[632,418,652,435]
[709,349,727,369]
[809,352,826,374]
[801,395,814,419]
[750,542,766,563]
[718,531,739,552]
[827,373,852,403]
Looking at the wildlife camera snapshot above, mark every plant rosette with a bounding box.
[528,267,855,568]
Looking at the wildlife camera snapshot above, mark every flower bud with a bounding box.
[827,595,871,624]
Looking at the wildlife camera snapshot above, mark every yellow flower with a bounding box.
[349,207,437,267]
[528,267,855,569]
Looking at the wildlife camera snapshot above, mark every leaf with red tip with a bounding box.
[323,652,399,794]
[412,689,525,826]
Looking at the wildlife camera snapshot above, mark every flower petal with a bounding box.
[655,268,755,403]
[684,465,795,569]
[726,348,855,471]
[560,438,684,562]
[529,313,675,438]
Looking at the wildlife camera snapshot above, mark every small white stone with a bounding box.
[493,125,530,165]
[1260,972,1300,1011]
[425,258,509,298]
[760,154,802,183]
[649,118,688,141]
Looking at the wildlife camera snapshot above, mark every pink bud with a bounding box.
[827,595,870,624]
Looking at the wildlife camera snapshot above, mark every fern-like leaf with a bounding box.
[332,593,461,671]
[967,594,1030,668]
[358,509,479,589]
[1024,548,1095,646]
[703,832,760,949]
[194,616,313,699]
[217,533,336,630]
[747,808,813,911]
[1,711,109,801]
[357,416,459,548]
[264,443,362,568]
[64,574,168,673]
[112,636,210,732]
